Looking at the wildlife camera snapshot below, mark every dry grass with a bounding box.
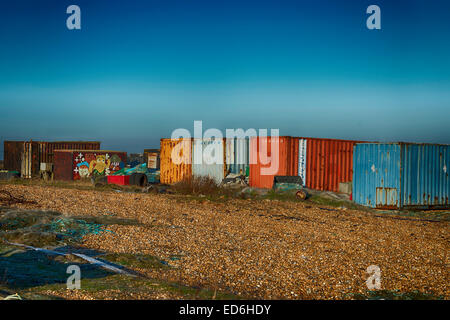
[172,176,222,196]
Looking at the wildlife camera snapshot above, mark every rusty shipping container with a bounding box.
[3,141,27,172]
[302,138,361,192]
[353,143,449,209]
[249,136,299,189]
[54,150,127,181]
[39,141,100,164]
[3,140,100,177]
[160,138,193,184]
[249,136,361,191]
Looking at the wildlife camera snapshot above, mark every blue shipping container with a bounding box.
[353,143,449,209]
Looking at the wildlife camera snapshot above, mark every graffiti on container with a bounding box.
[73,152,124,179]
[109,154,123,171]
[89,154,110,176]
[77,161,90,178]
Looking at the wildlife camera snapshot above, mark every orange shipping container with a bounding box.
[160,138,193,184]
[249,136,299,189]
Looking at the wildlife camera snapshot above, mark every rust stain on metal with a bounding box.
[160,138,192,184]
[304,137,362,192]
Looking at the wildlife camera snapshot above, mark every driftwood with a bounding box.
[0,189,37,205]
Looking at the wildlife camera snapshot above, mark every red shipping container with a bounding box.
[303,138,361,192]
[107,175,130,186]
[249,136,299,189]
[249,136,364,191]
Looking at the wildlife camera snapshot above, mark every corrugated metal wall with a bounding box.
[54,150,75,181]
[40,141,100,164]
[401,143,449,208]
[225,137,249,176]
[3,140,100,177]
[353,143,401,208]
[3,141,24,171]
[249,136,359,190]
[249,136,299,189]
[353,143,449,209]
[303,138,359,192]
[160,138,193,184]
[192,138,226,184]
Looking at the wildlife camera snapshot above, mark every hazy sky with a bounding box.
[0,0,449,157]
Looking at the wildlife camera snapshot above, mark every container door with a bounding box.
[376,187,398,208]
[353,143,401,208]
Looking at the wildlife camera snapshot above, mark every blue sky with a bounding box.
[0,0,449,157]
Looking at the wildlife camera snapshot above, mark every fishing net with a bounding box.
[0,208,112,247]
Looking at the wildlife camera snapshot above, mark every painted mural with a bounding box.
[73,152,125,180]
